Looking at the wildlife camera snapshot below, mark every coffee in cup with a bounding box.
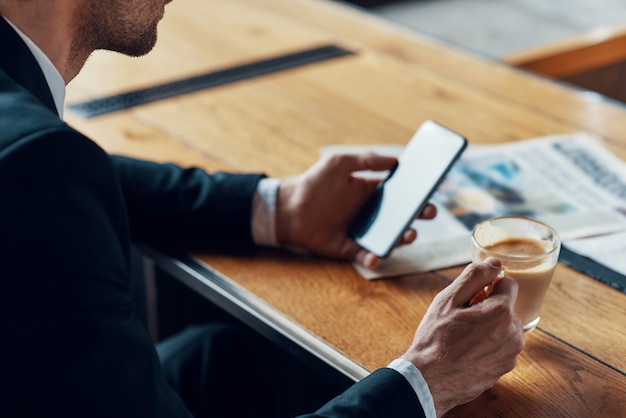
[471,216,561,332]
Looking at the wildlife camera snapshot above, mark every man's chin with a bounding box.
[110,33,158,57]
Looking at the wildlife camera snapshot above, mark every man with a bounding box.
[0,0,525,417]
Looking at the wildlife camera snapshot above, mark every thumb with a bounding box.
[328,152,397,175]
[450,257,503,307]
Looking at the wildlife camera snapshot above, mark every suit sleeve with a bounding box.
[299,368,426,418]
[0,131,192,418]
[110,155,265,253]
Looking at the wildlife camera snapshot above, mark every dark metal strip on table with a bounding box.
[68,44,354,118]
[560,245,626,293]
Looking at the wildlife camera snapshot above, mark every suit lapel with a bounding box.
[0,16,58,114]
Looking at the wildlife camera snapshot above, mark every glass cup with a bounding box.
[471,216,561,332]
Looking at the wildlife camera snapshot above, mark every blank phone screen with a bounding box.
[350,120,467,258]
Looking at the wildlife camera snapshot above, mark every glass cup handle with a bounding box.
[468,269,506,306]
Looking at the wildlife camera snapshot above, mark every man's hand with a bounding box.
[401,258,525,417]
[275,152,436,268]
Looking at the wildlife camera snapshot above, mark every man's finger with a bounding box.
[398,228,417,245]
[489,275,519,303]
[417,203,437,219]
[353,248,381,270]
[450,258,504,307]
[328,152,398,174]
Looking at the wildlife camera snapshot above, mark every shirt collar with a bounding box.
[2,16,65,118]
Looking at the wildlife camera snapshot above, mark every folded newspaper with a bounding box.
[322,132,626,280]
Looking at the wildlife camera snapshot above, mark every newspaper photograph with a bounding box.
[322,132,626,279]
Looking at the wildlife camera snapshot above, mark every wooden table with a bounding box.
[65,0,626,416]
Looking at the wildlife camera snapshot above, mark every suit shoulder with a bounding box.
[0,69,68,150]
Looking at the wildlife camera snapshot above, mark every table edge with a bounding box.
[140,246,370,382]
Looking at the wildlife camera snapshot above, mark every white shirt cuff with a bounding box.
[251,177,280,247]
[387,358,436,418]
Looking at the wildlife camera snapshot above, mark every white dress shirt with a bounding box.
[3,17,65,118]
[5,16,435,417]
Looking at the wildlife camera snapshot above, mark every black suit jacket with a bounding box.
[0,17,424,418]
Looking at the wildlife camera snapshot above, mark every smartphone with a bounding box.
[348,120,467,258]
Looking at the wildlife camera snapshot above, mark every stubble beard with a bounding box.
[72,0,160,59]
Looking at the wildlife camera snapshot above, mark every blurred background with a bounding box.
[340,0,626,59]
